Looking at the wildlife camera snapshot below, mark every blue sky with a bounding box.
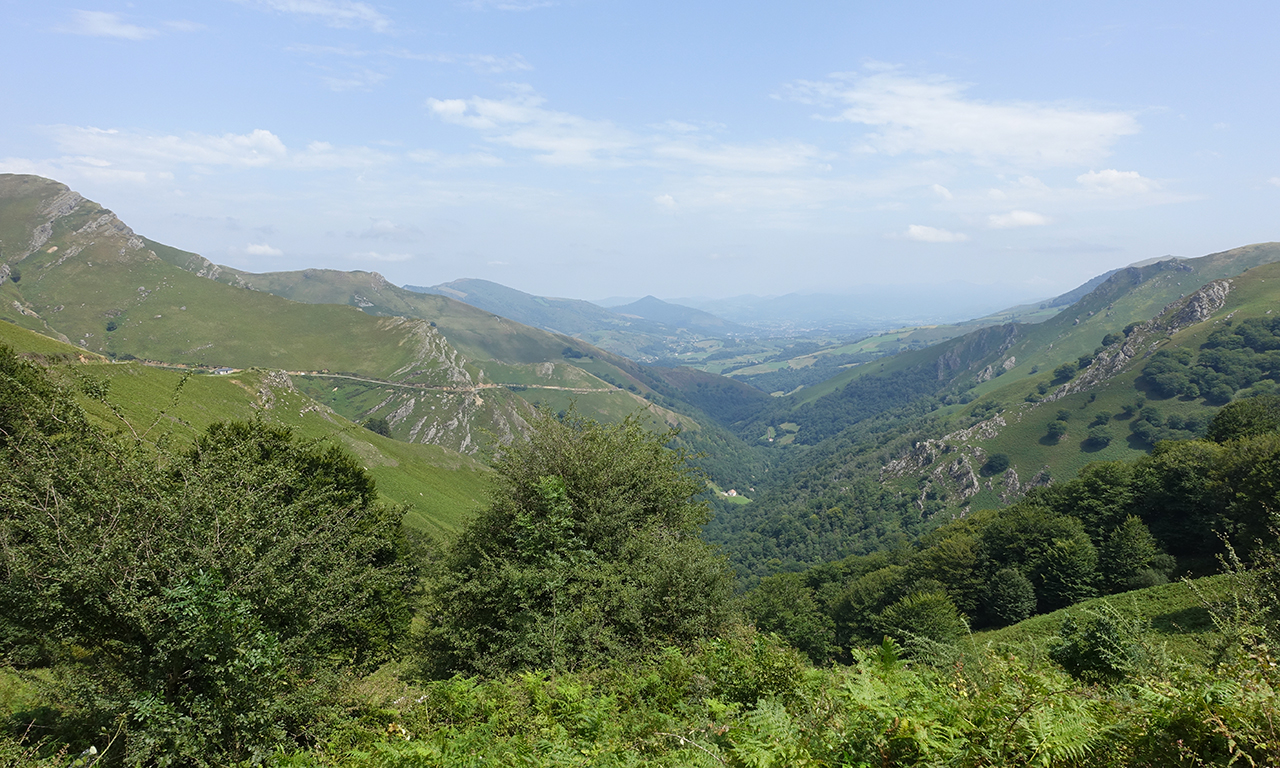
[2,1,1277,302]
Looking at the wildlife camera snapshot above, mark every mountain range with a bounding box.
[5,172,1280,581]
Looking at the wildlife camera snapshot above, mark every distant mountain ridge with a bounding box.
[404,278,753,361]
[609,295,751,336]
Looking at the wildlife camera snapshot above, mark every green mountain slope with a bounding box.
[0,320,489,537]
[743,245,1280,448]
[0,174,768,491]
[708,244,1280,578]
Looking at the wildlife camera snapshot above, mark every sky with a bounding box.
[2,1,1277,303]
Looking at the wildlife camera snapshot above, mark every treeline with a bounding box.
[743,395,1280,664]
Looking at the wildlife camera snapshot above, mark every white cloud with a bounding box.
[1077,168,1159,195]
[931,183,953,200]
[351,219,421,241]
[53,126,287,167]
[163,20,205,32]
[407,149,504,167]
[45,127,391,172]
[427,93,637,166]
[292,45,533,74]
[464,0,555,10]
[59,11,158,40]
[428,90,827,173]
[652,141,819,174]
[904,224,968,243]
[1269,177,1280,187]
[245,243,284,256]
[235,0,391,32]
[654,194,677,208]
[790,69,1140,168]
[454,54,532,74]
[988,210,1051,228]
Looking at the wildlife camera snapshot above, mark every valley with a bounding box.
[4,173,1280,767]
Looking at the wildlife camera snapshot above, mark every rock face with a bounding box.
[882,414,1009,511]
[1053,278,1231,401]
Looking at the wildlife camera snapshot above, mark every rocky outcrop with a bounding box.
[934,324,1021,381]
[1052,279,1231,401]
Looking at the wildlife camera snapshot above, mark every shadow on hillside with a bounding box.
[1152,606,1214,634]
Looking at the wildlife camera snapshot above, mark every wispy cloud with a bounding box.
[58,10,159,40]
[1268,177,1280,187]
[427,88,826,173]
[349,219,421,241]
[46,126,393,173]
[652,141,820,174]
[321,68,388,92]
[289,45,532,76]
[245,243,284,256]
[235,0,392,32]
[1077,168,1159,195]
[789,68,1140,168]
[903,224,968,243]
[428,92,637,166]
[988,210,1051,228]
[348,250,413,262]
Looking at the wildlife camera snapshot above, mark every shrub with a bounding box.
[1049,606,1155,683]
[874,591,968,649]
[1052,363,1077,383]
[419,409,735,677]
[981,568,1036,627]
[980,453,1010,476]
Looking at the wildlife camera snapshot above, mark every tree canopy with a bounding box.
[0,345,415,765]
[419,408,735,676]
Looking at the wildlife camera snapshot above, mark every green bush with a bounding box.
[981,568,1036,627]
[875,591,968,649]
[418,408,735,677]
[1049,606,1156,683]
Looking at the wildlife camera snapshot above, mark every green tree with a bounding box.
[1085,425,1113,448]
[362,415,391,436]
[874,591,968,648]
[980,453,1010,476]
[1099,516,1172,592]
[1039,535,1100,611]
[744,573,836,664]
[419,409,735,676]
[1046,419,1069,441]
[981,568,1037,627]
[1053,363,1077,383]
[0,346,415,763]
[1206,394,1280,442]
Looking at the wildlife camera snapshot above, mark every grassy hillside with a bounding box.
[1,320,489,537]
[707,244,1280,578]
[0,175,761,465]
[973,574,1235,664]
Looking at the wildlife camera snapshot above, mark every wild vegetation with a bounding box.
[5,340,1280,767]
[5,176,1280,766]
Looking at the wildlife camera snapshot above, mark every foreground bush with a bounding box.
[1,346,416,765]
